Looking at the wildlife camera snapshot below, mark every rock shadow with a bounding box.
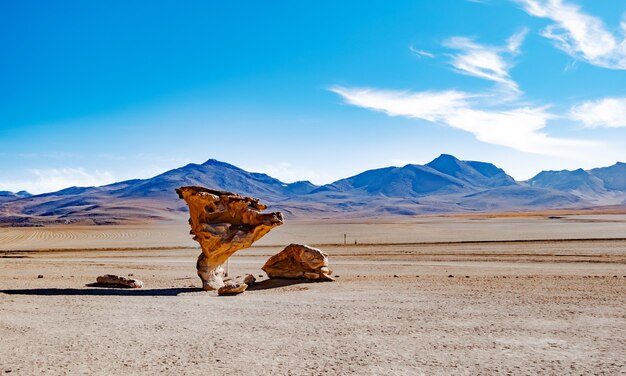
[247,278,315,291]
[0,287,203,297]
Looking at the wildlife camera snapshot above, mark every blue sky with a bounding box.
[1,0,626,193]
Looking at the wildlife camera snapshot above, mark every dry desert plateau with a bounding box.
[1,214,625,375]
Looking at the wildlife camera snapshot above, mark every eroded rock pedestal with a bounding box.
[176,186,284,291]
[262,244,334,281]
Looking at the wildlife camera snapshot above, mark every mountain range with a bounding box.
[1,154,625,226]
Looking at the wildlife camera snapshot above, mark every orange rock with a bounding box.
[176,186,283,291]
[262,244,334,281]
[217,281,247,296]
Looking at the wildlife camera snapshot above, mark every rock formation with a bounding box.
[176,186,284,291]
[262,244,334,281]
[94,274,143,288]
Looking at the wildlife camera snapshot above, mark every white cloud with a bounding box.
[331,86,470,121]
[443,29,528,94]
[409,45,435,58]
[570,97,626,128]
[331,86,593,156]
[0,168,116,195]
[507,28,529,52]
[516,0,626,69]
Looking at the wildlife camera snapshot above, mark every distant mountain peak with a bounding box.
[201,158,238,168]
[428,153,460,165]
[0,190,32,197]
[426,154,463,174]
[425,154,515,188]
[196,158,248,173]
[434,153,458,160]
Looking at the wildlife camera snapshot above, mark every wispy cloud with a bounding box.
[409,45,435,58]
[515,0,626,69]
[443,29,528,94]
[331,85,593,156]
[0,168,116,195]
[332,87,470,121]
[570,97,626,128]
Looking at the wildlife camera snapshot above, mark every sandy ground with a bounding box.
[3,214,626,251]
[1,216,625,375]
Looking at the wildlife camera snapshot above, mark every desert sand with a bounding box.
[1,215,625,375]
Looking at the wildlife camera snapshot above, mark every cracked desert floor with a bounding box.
[1,214,625,375]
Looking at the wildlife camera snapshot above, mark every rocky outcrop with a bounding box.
[94,274,143,288]
[176,186,284,291]
[262,244,334,281]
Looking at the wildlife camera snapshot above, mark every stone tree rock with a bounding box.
[262,244,334,281]
[176,186,284,291]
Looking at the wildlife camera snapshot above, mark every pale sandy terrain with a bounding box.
[1,216,625,375]
[3,214,626,251]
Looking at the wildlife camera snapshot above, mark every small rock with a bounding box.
[218,281,247,296]
[393,275,399,278]
[334,275,340,278]
[94,274,143,288]
[243,274,256,286]
[448,275,454,278]
[465,276,470,278]
[37,275,43,279]
[128,273,134,277]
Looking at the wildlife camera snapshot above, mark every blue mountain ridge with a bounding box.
[1,154,624,225]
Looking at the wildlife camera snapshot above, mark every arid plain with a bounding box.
[1,214,625,375]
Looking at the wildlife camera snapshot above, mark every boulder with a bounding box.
[262,244,334,281]
[176,186,283,291]
[94,274,143,288]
